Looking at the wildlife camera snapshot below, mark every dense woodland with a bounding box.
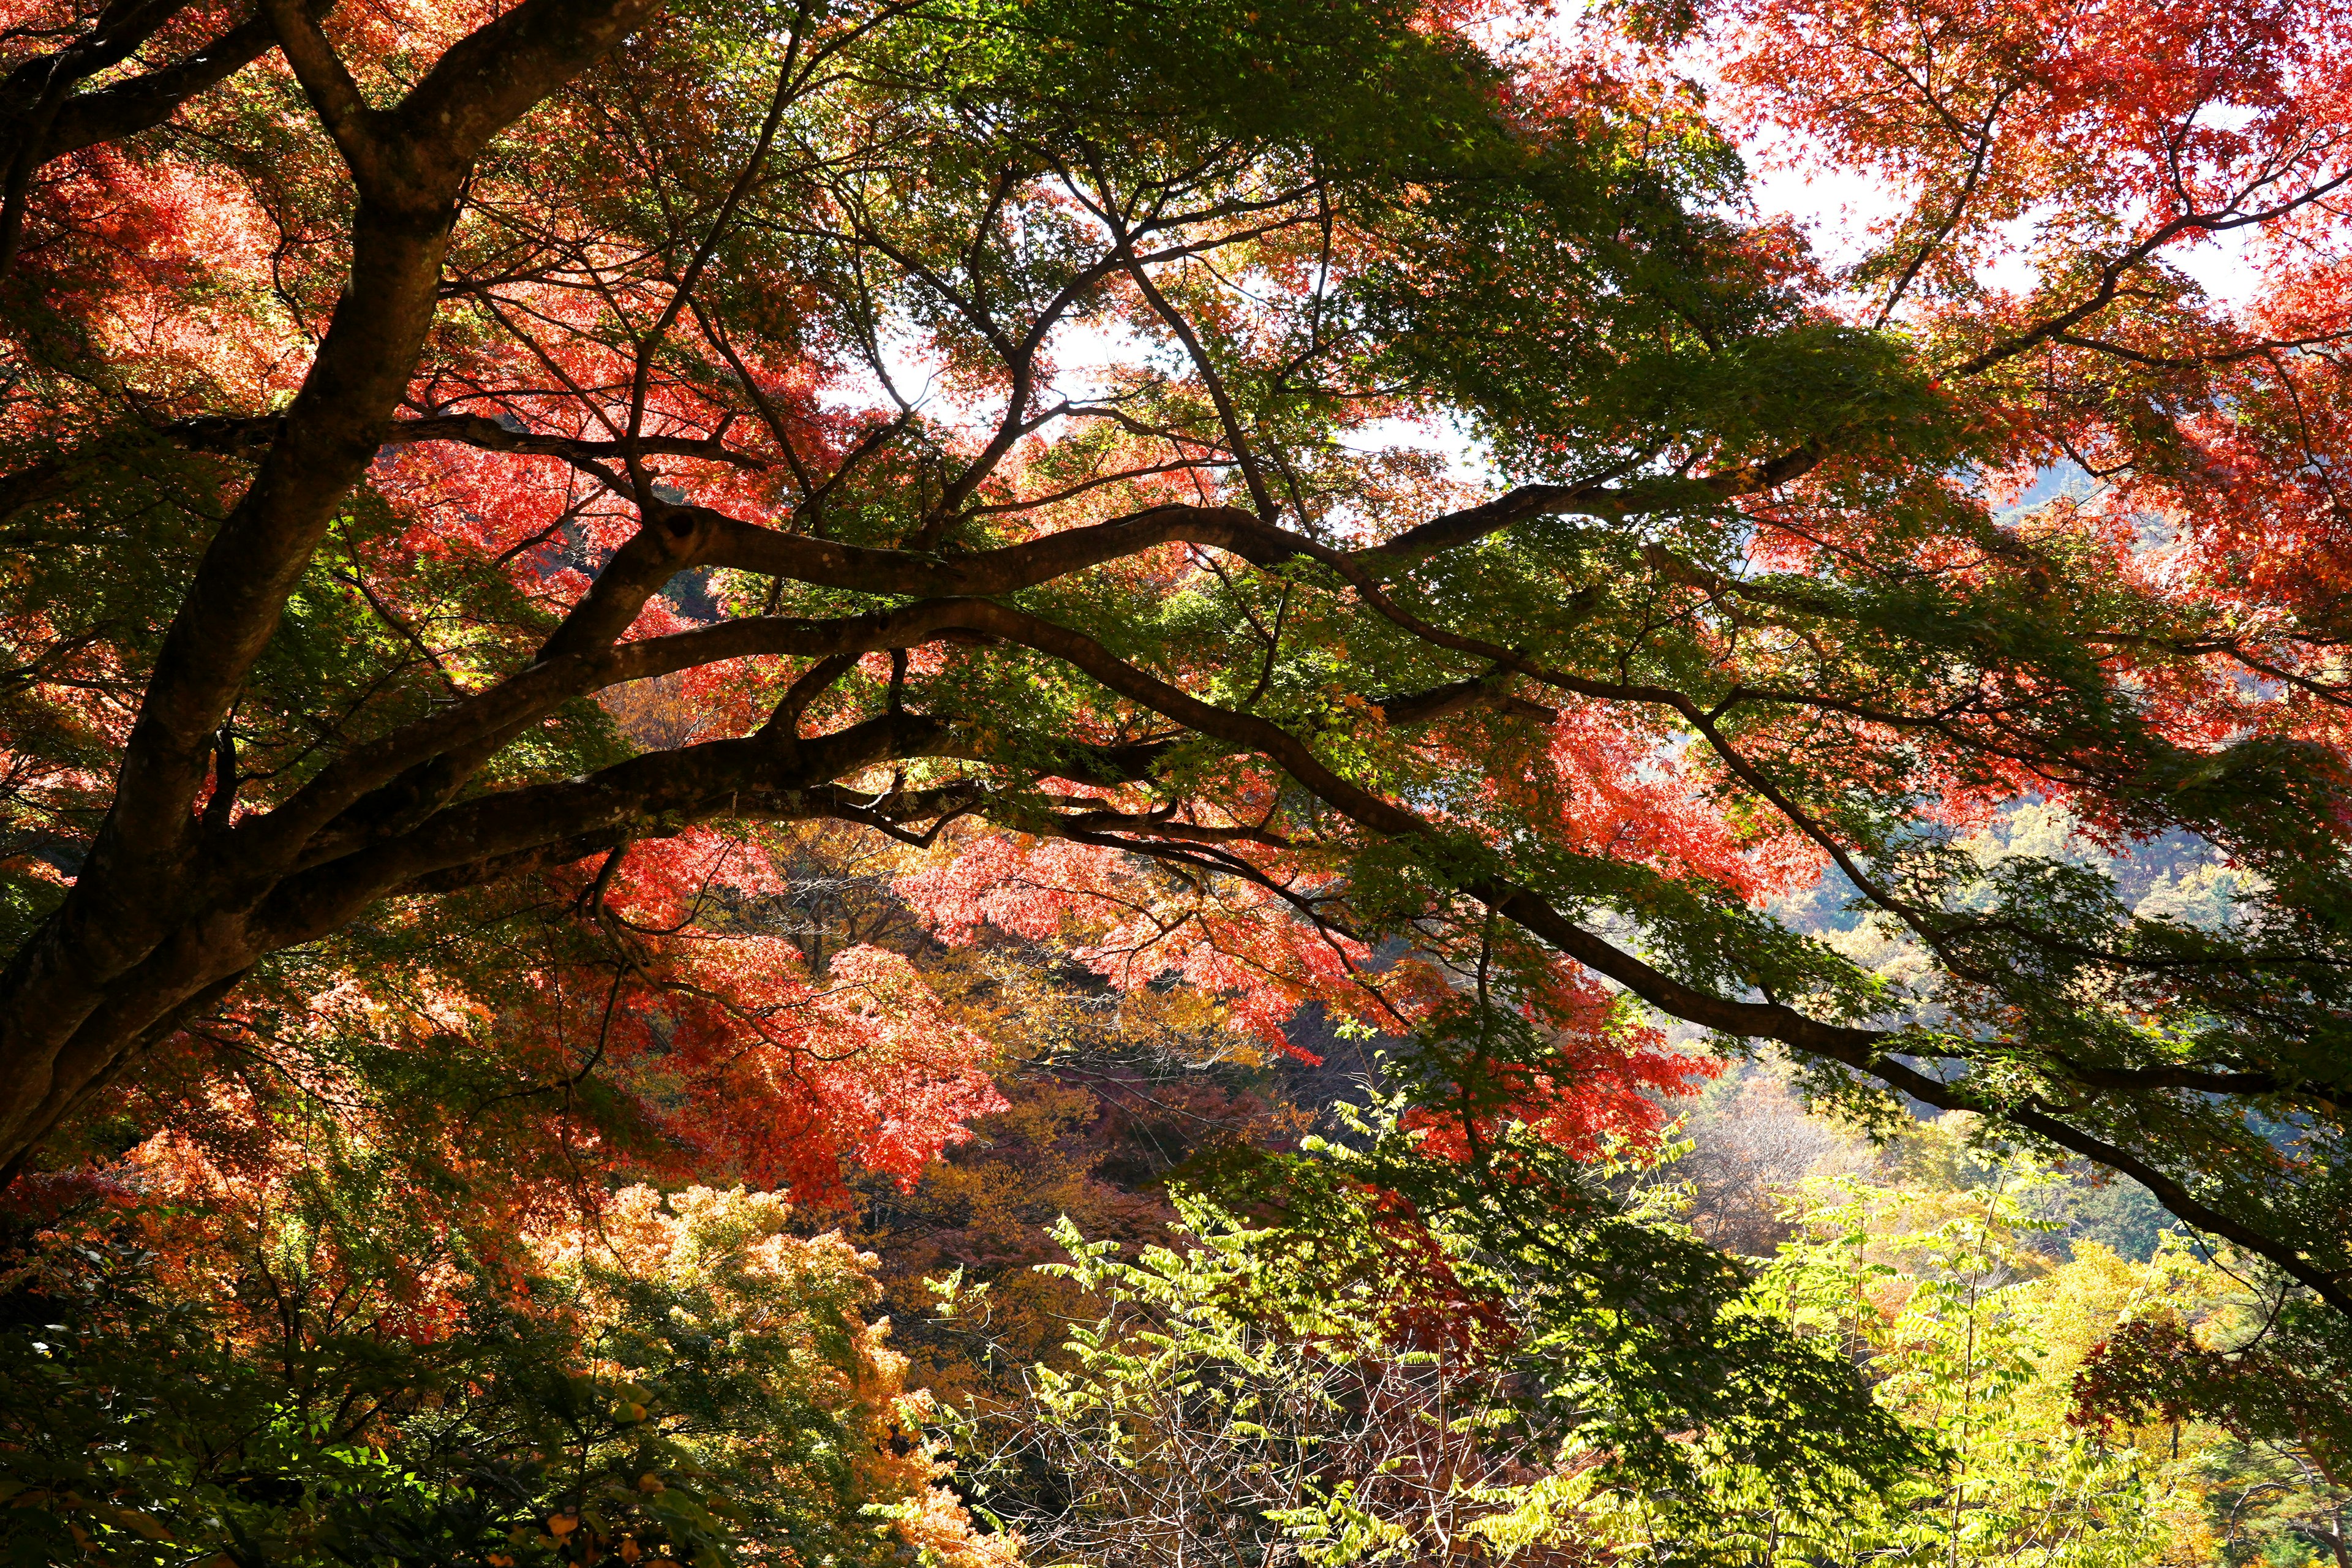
[0,0,2346,1563]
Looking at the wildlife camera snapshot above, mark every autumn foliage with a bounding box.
[0,0,2347,1558]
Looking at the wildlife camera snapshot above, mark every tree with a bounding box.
[2074,1267,2352,1568]
[0,1179,1014,1567]
[942,1117,1928,1568]
[0,0,2346,1319]
[963,1121,2328,1568]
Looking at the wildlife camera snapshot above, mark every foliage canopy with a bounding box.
[0,0,2348,1555]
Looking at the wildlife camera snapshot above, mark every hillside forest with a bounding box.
[0,0,2346,1565]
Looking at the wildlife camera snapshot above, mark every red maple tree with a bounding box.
[0,0,2342,1315]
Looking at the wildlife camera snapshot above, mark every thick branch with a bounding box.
[40,5,330,160]
[0,0,666,1169]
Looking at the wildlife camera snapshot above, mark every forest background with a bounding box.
[0,0,2346,1564]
